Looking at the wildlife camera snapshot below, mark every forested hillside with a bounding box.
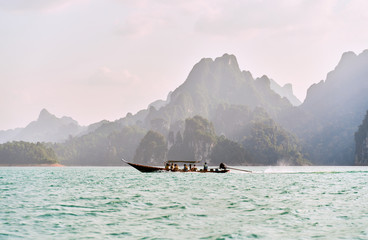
[0,141,58,165]
[133,115,308,166]
[52,124,146,166]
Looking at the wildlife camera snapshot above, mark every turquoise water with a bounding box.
[1,166,368,239]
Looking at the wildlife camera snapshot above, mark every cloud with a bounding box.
[87,67,141,86]
[116,15,162,37]
[190,1,348,39]
[194,1,302,36]
[110,0,368,42]
[2,0,368,129]
[0,0,86,12]
[114,0,196,38]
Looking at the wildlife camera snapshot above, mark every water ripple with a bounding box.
[1,166,368,239]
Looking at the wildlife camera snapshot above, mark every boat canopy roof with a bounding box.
[166,160,200,164]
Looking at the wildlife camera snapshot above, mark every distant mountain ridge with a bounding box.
[280,50,368,165]
[0,109,86,143]
[269,79,301,106]
[139,54,295,131]
[302,50,368,115]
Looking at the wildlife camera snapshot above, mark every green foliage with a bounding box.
[184,116,216,162]
[0,141,58,165]
[184,116,216,144]
[300,120,355,165]
[355,110,368,165]
[150,118,169,136]
[53,125,146,166]
[133,130,167,165]
[243,118,309,166]
[168,131,191,160]
[211,104,252,141]
[210,136,248,165]
[168,116,217,162]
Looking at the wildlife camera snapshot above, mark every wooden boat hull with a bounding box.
[125,161,229,173]
[126,162,165,172]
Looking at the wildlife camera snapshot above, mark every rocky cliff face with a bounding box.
[142,53,293,132]
[356,136,368,165]
[269,79,301,106]
[280,50,368,165]
[302,50,368,118]
[355,111,368,165]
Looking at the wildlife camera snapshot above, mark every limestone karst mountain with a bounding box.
[3,51,368,166]
[141,54,293,133]
[269,79,301,106]
[280,50,368,165]
[54,53,302,165]
[0,109,85,143]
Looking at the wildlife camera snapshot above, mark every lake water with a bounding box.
[1,166,368,239]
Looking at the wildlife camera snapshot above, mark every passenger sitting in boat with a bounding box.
[183,164,189,172]
[189,164,192,171]
[174,164,179,171]
[204,162,208,171]
[165,163,170,170]
[192,164,197,171]
[170,163,174,171]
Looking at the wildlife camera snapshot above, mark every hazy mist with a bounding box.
[1,0,368,130]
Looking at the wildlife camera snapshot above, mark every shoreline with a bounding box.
[0,163,64,167]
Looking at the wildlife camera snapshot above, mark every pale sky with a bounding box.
[1,0,368,130]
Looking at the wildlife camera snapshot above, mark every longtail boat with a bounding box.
[122,159,230,173]
[124,161,165,172]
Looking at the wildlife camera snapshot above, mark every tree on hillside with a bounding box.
[0,141,58,165]
[52,125,146,166]
[355,110,368,165]
[168,115,217,162]
[183,116,217,162]
[168,131,191,160]
[210,136,248,165]
[150,118,169,137]
[211,104,251,141]
[133,130,167,165]
[243,118,309,166]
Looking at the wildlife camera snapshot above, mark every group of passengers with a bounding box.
[165,162,206,172]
